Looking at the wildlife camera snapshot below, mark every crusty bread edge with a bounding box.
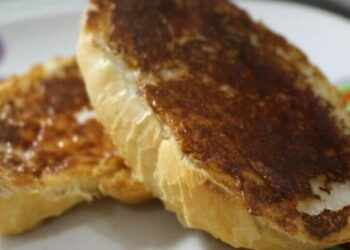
[0,58,152,235]
[77,20,350,249]
[0,58,89,235]
[0,162,152,235]
[0,175,98,235]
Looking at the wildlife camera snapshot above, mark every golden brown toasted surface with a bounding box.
[86,0,350,239]
[0,60,123,185]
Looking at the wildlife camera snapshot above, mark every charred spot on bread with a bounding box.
[0,61,122,183]
[84,0,350,240]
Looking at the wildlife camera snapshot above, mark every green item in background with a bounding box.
[338,83,350,93]
[328,246,343,250]
[338,82,350,112]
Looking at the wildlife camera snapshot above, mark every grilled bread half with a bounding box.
[0,58,152,235]
[78,0,350,249]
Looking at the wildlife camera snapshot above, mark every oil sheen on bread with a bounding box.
[0,58,152,234]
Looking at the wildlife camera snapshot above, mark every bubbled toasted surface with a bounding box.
[0,60,123,184]
[86,0,350,239]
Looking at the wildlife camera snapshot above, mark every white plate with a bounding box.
[0,1,350,250]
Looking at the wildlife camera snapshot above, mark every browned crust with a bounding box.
[0,59,127,185]
[85,0,350,240]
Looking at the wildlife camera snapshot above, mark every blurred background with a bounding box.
[0,0,349,19]
[0,0,349,80]
[283,0,350,18]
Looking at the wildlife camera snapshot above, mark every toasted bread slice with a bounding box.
[0,58,152,235]
[78,0,350,249]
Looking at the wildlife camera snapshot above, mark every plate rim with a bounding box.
[0,0,349,26]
